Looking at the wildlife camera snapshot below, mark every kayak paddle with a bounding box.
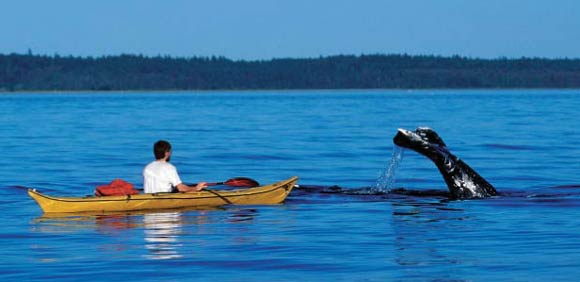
[191,177,260,188]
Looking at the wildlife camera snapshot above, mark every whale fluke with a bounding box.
[393,127,497,199]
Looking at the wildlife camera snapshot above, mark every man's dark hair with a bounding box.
[154,140,171,160]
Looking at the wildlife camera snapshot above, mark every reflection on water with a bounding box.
[95,214,138,231]
[32,207,261,262]
[390,199,470,280]
[227,208,258,223]
[143,212,183,260]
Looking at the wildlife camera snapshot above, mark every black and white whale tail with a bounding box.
[393,127,497,199]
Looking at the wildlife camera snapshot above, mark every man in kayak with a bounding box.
[143,140,208,193]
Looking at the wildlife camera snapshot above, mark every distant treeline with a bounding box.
[1,52,580,91]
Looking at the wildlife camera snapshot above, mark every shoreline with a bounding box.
[2,87,580,95]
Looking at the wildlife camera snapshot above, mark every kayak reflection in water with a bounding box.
[143,140,208,193]
[143,212,183,260]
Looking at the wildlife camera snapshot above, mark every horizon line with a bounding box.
[2,50,579,62]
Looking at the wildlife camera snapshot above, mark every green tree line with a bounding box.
[1,53,580,91]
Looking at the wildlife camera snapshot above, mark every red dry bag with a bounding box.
[95,179,139,197]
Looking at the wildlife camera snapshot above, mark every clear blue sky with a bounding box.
[1,0,579,60]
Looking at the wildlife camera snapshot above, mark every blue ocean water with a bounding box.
[1,90,580,281]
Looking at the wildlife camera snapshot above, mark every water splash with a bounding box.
[374,146,405,192]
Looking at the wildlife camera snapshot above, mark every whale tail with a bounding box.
[394,127,497,199]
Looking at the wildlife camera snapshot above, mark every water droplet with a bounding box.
[374,145,405,192]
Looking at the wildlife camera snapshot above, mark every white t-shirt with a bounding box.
[143,161,182,193]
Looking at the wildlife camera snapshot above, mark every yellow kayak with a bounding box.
[28,176,298,213]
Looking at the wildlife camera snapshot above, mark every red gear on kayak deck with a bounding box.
[95,179,139,196]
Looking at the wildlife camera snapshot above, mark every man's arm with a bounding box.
[175,182,208,192]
